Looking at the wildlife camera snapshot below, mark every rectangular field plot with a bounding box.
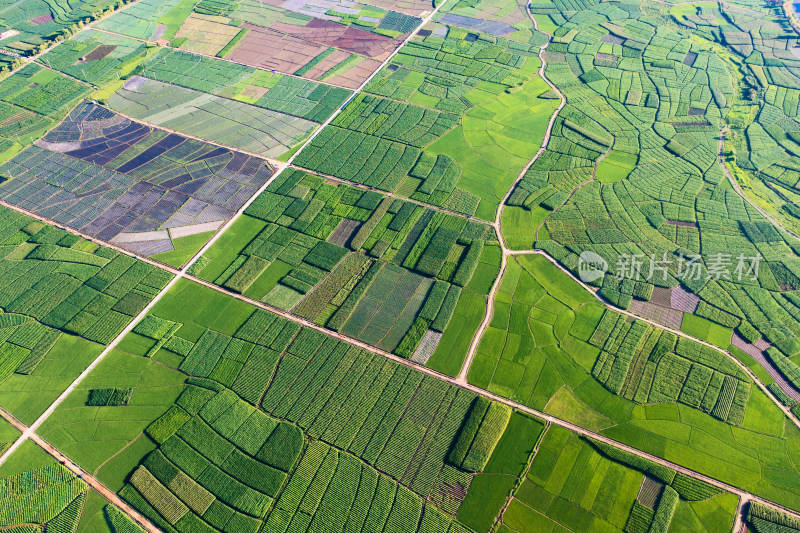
[0,0,118,55]
[499,425,737,533]
[39,279,522,532]
[136,49,351,122]
[155,0,420,88]
[194,168,497,356]
[94,0,189,40]
[38,30,152,85]
[0,205,172,424]
[296,24,555,218]
[108,76,319,158]
[0,101,274,263]
[0,64,91,161]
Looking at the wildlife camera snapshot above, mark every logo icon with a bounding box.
[578,251,607,283]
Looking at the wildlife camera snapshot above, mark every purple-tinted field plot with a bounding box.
[0,101,274,258]
[439,14,517,36]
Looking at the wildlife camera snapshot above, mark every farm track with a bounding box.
[89,27,358,93]
[457,4,566,383]
[288,164,495,225]
[0,408,161,533]
[1,154,800,530]
[3,254,800,525]
[0,0,799,527]
[718,129,800,243]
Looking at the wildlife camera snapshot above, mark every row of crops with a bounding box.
[196,168,492,359]
[589,309,751,426]
[0,0,129,56]
[0,207,171,348]
[501,0,800,402]
[0,463,87,528]
[295,25,548,217]
[0,101,276,259]
[114,299,521,532]
[0,64,90,159]
[676,2,800,230]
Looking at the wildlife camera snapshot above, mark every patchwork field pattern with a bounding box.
[0,101,274,259]
[94,0,189,40]
[38,30,152,85]
[38,280,529,533]
[471,254,800,510]
[108,76,319,158]
[0,0,120,58]
[499,424,737,533]
[670,3,800,238]
[100,0,424,88]
[196,168,497,357]
[0,205,172,423]
[135,48,352,122]
[297,24,554,218]
[0,64,91,160]
[1,0,800,527]
[502,0,800,373]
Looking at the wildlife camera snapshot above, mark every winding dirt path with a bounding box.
[457,7,567,382]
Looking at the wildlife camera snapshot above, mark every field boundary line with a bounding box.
[1,221,799,523]
[0,0,451,504]
[457,6,566,382]
[453,5,800,432]
[97,102,284,165]
[89,27,358,93]
[1,0,146,80]
[0,408,160,533]
[0,1,799,524]
[508,247,800,429]
[288,164,493,225]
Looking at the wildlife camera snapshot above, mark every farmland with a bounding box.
[296,22,556,218]
[470,253,800,509]
[494,0,800,455]
[194,168,500,365]
[0,0,125,60]
[38,279,538,533]
[108,77,320,158]
[668,2,800,239]
[95,0,423,88]
[0,64,91,162]
[0,101,275,263]
[435,0,539,45]
[38,34,352,158]
[0,204,171,424]
[1,0,800,526]
[498,424,737,533]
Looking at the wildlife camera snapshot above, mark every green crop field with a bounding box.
[499,424,737,533]
[194,168,500,362]
[0,0,124,57]
[0,206,172,424]
[296,23,557,219]
[37,279,542,532]
[2,0,800,526]
[470,253,800,510]
[0,64,91,162]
